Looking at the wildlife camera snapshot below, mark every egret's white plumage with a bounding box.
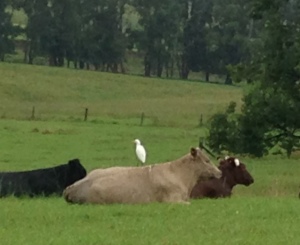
[133,139,146,165]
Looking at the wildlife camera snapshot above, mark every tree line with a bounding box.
[2,0,259,81]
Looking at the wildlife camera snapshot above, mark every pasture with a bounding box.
[0,63,300,244]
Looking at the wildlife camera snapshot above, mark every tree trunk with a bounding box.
[180,55,189,79]
[225,73,232,85]
[58,56,64,67]
[205,71,210,82]
[28,49,34,64]
[49,56,55,66]
[79,61,85,69]
[112,63,118,73]
[144,53,151,77]
[28,40,35,64]
[106,63,110,72]
[165,62,169,78]
[120,61,125,74]
[23,41,28,63]
[94,63,100,71]
[170,58,174,78]
[101,62,105,71]
[157,57,163,77]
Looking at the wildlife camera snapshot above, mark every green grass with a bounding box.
[0,119,300,245]
[1,197,299,245]
[0,62,242,127]
[0,63,300,244]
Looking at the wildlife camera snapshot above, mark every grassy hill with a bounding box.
[1,63,299,245]
[0,62,242,127]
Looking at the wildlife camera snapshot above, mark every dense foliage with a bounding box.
[2,0,255,79]
[207,0,300,157]
[0,0,21,61]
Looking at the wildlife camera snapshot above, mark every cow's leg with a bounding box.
[163,190,190,204]
[175,200,191,205]
[165,197,191,205]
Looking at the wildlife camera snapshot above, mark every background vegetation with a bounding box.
[0,0,266,81]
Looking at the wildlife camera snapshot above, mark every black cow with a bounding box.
[0,159,87,197]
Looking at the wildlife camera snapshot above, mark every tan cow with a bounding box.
[63,147,221,205]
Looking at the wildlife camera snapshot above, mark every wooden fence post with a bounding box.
[199,114,203,126]
[140,112,144,126]
[84,108,88,121]
[31,106,35,120]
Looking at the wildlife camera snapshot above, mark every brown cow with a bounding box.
[190,156,254,199]
[63,147,221,205]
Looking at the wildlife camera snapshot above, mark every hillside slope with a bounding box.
[0,63,242,127]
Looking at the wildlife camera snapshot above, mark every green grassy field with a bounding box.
[0,63,300,245]
[0,63,242,127]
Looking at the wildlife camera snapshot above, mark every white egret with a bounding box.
[133,139,146,165]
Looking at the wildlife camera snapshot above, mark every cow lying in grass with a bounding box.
[190,156,254,199]
[0,159,87,197]
[63,147,221,205]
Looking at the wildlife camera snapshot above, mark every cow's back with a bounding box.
[87,167,132,180]
[65,167,158,204]
[26,167,67,196]
[0,167,66,197]
[0,172,31,197]
[0,160,86,197]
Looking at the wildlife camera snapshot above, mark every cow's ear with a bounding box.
[68,159,80,168]
[233,158,240,167]
[190,148,197,158]
[229,158,240,167]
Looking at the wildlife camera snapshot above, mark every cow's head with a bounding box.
[219,156,254,186]
[66,159,87,187]
[190,147,222,180]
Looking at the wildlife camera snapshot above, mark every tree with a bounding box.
[208,0,300,157]
[210,0,253,84]
[177,0,214,80]
[0,0,20,61]
[207,102,241,154]
[20,0,52,64]
[74,0,127,71]
[132,0,183,77]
